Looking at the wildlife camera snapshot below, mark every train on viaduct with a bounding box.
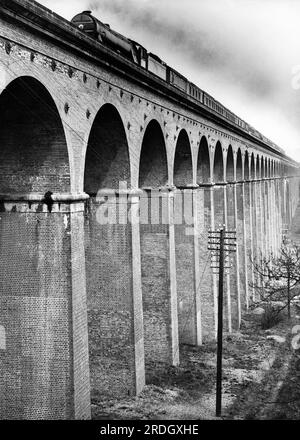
[0,0,299,419]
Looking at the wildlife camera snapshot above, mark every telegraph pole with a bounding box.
[208,227,236,417]
[216,228,224,417]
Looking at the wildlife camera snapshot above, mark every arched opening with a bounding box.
[0,76,75,419]
[213,141,224,183]
[173,130,194,347]
[139,120,168,188]
[236,148,243,181]
[262,157,266,178]
[243,150,251,306]
[250,153,255,179]
[214,141,227,322]
[84,104,130,192]
[250,153,258,286]
[0,76,70,193]
[270,159,273,178]
[261,156,268,256]
[84,104,136,400]
[173,130,193,187]
[236,147,246,311]
[196,135,214,338]
[256,155,260,179]
[226,145,234,182]
[260,156,264,178]
[139,120,175,379]
[197,136,210,183]
[283,163,287,177]
[244,151,250,180]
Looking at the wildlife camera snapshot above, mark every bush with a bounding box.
[261,304,283,329]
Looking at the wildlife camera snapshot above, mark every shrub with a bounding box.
[261,304,283,329]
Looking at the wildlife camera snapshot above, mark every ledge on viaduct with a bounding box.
[0,0,299,419]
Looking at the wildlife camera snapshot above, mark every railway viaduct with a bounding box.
[0,0,299,419]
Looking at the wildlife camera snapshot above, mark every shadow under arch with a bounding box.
[84,103,130,193]
[250,153,255,179]
[256,155,261,179]
[236,148,243,181]
[139,119,168,189]
[261,156,265,178]
[213,141,224,183]
[197,135,211,183]
[173,129,193,187]
[226,145,234,182]
[0,75,70,193]
[244,150,250,181]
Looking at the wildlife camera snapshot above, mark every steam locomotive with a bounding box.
[71,11,282,154]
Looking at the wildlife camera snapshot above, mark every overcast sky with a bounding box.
[39,0,300,161]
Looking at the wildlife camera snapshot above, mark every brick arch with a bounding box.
[197,135,211,183]
[236,148,243,181]
[0,75,70,194]
[173,129,193,187]
[226,145,234,182]
[139,119,168,188]
[84,103,130,193]
[213,140,224,183]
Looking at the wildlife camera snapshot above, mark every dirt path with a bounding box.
[92,311,300,420]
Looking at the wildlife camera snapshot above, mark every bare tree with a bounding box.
[251,239,300,320]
